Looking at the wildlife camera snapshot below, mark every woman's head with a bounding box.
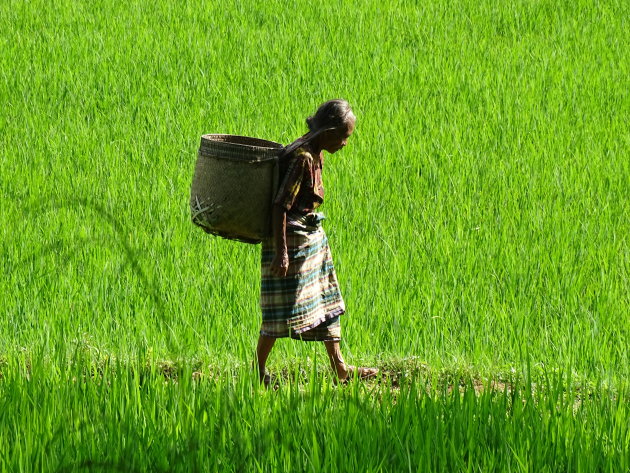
[306,99,356,154]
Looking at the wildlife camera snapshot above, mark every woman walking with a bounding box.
[257,99,378,385]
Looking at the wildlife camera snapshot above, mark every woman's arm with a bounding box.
[270,204,289,277]
[270,150,310,277]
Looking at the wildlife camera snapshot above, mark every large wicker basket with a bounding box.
[190,134,285,243]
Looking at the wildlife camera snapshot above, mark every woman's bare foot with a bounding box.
[323,340,378,383]
[345,365,379,381]
[260,371,280,390]
[334,364,379,383]
[261,372,271,387]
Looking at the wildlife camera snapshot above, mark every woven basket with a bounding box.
[190,134,285,243]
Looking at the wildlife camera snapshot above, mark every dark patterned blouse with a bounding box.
[274,146,324,216]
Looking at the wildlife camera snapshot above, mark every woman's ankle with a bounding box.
[332,361,348,379]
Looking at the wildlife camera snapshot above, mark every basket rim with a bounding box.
[200,134,284,151]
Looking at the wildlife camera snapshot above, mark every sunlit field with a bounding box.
[1,0,628,470]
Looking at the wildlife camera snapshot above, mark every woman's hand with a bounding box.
[271,249,289,277]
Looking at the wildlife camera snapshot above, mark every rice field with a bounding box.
[1,0,629,471]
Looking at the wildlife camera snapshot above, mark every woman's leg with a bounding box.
[324,340,379,381]
[256,334,276,383]
[324,340,349,379]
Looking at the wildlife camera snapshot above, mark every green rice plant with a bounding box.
[1,0,628,379]
[1,357,628,472]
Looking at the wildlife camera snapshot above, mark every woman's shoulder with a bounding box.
[293,146,314,160]
[290,146,315,168]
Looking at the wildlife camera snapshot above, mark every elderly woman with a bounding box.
[256,99,378,385]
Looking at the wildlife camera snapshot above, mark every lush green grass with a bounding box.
[1,0,629,470]
[1,355,628,473]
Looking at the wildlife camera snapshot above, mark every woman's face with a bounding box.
[321,120,355,154]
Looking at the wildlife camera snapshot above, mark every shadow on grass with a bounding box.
[5,194,178,346]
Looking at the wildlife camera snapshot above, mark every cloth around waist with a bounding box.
[286,211,326,233]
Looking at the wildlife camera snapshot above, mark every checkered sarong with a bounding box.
[260,226,344,341]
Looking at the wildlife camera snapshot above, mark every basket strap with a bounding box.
[271,127,337,208]
[279,134,309,160]
[279,127,337,160]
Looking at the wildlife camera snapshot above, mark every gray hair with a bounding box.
[306,99,356,132]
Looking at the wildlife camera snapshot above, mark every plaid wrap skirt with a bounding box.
[260,226,344,341]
